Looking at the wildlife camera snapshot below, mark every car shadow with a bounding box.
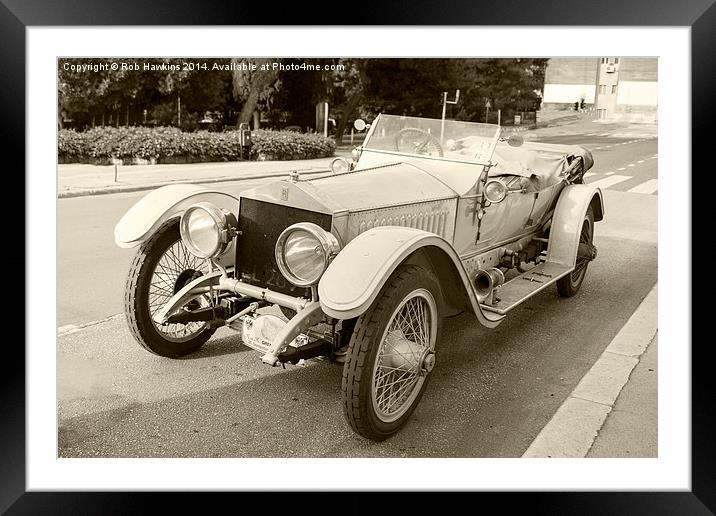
[176,333,252,360]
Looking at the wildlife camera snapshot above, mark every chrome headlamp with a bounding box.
[275,222,340,287]
[180,202,236,259]
[330,156,351,175]
[484,180,508,203]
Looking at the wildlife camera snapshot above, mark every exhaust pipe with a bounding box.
[475,268,505,304]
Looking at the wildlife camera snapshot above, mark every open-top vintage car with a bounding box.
[114,114,603,440]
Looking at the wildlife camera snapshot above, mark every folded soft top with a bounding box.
[490,141,593,185]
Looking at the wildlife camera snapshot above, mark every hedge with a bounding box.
[57,126,336,164]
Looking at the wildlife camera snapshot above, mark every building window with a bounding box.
[612,84,618,94]
[599,84,607,94]
[614,58,620,64]
[601,57,608,64]
[597,109,607,119]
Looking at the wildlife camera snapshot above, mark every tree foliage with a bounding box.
[58,58,549,135]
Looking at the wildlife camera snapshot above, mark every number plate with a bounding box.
[241,314,287,354]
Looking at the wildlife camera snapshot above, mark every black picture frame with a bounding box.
[8,0,709,513]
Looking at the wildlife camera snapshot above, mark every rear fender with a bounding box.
[114,184,239,249]
[317,226,504,327]
[547,184,604,267]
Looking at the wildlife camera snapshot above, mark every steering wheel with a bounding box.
[394,128,444,157]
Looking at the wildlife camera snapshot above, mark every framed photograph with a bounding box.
[8,0,709,512]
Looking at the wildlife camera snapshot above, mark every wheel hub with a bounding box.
[420,350,436,374]
[381,329,435,375]
[382,329,422,371]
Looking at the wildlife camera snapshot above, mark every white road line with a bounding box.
[599,133,611,136]
[627,163,635,167]
[637,160,645,164]
[523,284,657,458]
[594,147,602,150]
[605,171,614,176]
[58,313,124,336]
[588,175,631,188]
[617,167,626,171]
[584,172,597,178]
[627,179,658,194]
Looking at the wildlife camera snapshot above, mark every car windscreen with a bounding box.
[363,114,501,164]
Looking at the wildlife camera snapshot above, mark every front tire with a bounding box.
[124,219,216,358]
[342,265,442,440]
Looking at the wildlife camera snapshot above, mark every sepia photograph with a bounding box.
[56,55,659,459]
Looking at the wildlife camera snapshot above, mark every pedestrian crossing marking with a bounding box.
[588,175,632,189]
[627,179,658,195]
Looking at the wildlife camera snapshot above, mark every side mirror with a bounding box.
[353,119,366,131]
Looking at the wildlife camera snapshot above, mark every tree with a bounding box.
[231,58,280,126]
[331,59,370,144]
[454,59,549,122]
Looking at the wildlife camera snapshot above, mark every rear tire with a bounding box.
[342,265,443,441]
[557,206,594,297]
[124,219,216,358]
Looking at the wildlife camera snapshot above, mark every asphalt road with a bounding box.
[57,133,658,457]
[58,177,271,328]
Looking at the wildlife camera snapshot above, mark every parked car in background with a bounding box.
[114,113,603,440]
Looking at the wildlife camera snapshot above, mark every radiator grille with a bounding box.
[236,198,332,297]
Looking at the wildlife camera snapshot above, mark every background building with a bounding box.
[541,57,657,122]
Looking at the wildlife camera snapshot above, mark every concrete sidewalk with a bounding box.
[587,333,657,457]
[523,284,658,458]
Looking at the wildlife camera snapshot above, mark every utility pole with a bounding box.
[440,89,460,144]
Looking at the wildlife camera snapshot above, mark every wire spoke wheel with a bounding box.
[571,215,593,282]
[148,239,212,342]
[342,265,442,440]
[371,289,437,422]
[124,219,216,358]
[557,206,595,297]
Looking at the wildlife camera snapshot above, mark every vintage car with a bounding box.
[114,114,603,441]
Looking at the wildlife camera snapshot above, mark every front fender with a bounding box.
[547,184,604,267]
[318,226,504,327]
[114,184,239,248]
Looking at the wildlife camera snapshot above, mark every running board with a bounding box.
[480,262,573,315]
